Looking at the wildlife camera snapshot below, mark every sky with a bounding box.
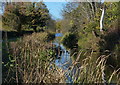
[44,2,67,20]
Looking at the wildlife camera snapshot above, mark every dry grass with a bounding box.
[3,32,65,83]
[70,50,120,84]
[3,32,120,84]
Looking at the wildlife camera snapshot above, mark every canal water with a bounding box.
[53,33,81,83]
[53,35,73,83]
[53,42,73,83]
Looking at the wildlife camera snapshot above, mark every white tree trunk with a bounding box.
[100,6,105,32]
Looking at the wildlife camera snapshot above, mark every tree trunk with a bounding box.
[100,5,105,32]
[5,31,9,53]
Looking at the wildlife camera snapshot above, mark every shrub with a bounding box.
[61,32,78,49]
[25,32,55,42]
[78,33,100,51]
[46,32,55,42]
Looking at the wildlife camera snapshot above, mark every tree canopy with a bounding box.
[2,2,51,32]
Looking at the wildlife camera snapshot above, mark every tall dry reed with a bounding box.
[3,32,65,83]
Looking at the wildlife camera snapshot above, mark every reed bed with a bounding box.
[3,32,65,83]
[70,50,120,84]
[3,32,120,84]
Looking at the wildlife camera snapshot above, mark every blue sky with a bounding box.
[44,2,67,20]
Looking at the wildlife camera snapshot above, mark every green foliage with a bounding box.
[27,2,50,32]
[56,21,62,30]
[104,2,118,29]
[68,24,78,33]
[2,2,51,32]
[61,2,100,33]
[61,32,78,49]
[3,54,16,68]
[2,3,28,32]
[85,22,98,32]
[78,32,100,52]
[46,32,55,42]
[46,19,56,32]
